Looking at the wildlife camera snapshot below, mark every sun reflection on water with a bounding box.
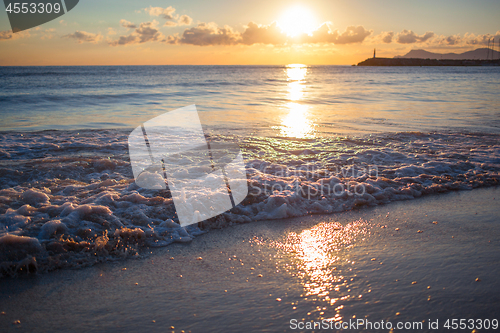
[286,64,308,82]
[288,82,304,101]
[281,102,313,138]
[274,220,369,321]
[276,64,315,138]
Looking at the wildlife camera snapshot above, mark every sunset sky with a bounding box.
[1,0,499,65]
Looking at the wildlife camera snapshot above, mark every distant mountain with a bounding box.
[395,48,500,60]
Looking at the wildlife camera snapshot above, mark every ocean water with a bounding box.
[1,65,500,134]
[0,65,499,276]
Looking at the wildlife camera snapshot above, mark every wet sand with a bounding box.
[1,187,499,332]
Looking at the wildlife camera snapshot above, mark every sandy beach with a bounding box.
[1,186,498,332]
[2,1,500,332]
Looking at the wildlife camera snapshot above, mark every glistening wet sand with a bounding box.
[1,187,499,332]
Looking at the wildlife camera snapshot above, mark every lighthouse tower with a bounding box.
[373,48,376,58]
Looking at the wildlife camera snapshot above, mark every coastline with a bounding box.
[1,186,499,332]
[1,129,499,278]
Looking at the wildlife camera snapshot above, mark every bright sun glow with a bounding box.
[279,64,314,138]
[277,6,318,37]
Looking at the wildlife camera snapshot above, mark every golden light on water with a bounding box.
[274,220,369,320]
[286,64,308,83]
[281,103,313,138]
[276,64,315,138]
[288,82,303,101]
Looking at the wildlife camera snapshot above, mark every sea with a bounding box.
[0,65,499,275]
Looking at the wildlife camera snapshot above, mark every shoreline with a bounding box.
[1,129,499,278]
[1,186,499,332]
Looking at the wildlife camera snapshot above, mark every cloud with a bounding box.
[0,30,14,40]
[408,31,500,49]
[292,24,372,44]
[396,30,435,44]
[0,29,30,41]
[292,23,336,43]
[110,20,164,46]
[241,22,286,45]
[162,14,193,27]
[143,6,192,27]
[111,34,138,46]
[120,19,136,29]
[443,34,462,45]
[164,34,180,44]
[135,21,163,43]
[178,15,193,26]
[59,20,67,26]
[170,22,241,46]
[368,30,500,49]
[167,22,372,46]
[329,25,372,44]
[464,31,500,45]
[144,6,176,20]
[62,31,103,44]
[369,31,394,44]
[382,31,394,43]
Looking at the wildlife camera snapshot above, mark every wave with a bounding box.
[0,129,499,277]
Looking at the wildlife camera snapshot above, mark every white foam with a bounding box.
[0,130,498,276]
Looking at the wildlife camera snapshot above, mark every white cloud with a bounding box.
[144,6,176,19]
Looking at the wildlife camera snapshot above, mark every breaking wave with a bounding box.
[0,129,498,276]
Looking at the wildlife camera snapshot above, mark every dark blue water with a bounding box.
[1,65,499,135]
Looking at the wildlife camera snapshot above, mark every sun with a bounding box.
[277,6,318,37]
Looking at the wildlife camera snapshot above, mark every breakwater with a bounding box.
[357,57,500,66]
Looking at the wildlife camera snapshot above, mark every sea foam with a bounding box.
[0,130,498,276]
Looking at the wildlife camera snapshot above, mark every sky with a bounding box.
[0,0,499,65]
